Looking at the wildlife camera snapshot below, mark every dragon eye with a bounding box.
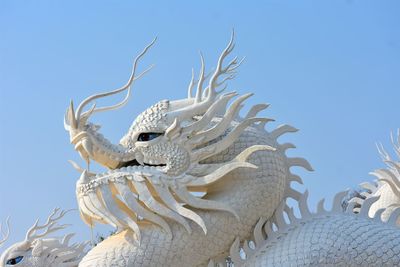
[137,132,163,142]
[6,256,24,265]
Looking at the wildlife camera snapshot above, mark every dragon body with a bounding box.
[63,33,314,267]
[2,32,398,267]
[78,124,303,266]
[220,190,400,267]
[221,132,400,267]
[63,34,399,267]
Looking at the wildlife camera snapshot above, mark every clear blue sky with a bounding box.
[1,1,399,246]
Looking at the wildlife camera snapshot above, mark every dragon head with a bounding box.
[0,209,88,267]
[66,31,275,240]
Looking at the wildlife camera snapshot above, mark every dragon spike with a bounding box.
[279,143,296,153]
[112,181,172,238]
[345,201,357,214]
[286,187,303,201]
[79,192,113,227]
[165,118,182,140]
[74,37,157,124]
[244,103,269,120]
[387,207,400,226]
[298,190,311,218]
[392,129,400,158]
[77,197,98,226]
[359,196,380,218]
[377,169,400,190]
[190,147,272,186]
[61,233,75,246]
[289,173,303,185]
[132,181,191,234]
[97,185,141,236]
[187,68,196,99]
[376,142,390,161]
[372,208,386,222]
[0,217,10,246]
[284,205,297,223]
[152,184,207,234]
[187,161,257,188]
[386,160,400,176]
[229,237,245,266]
[317,198,326,213]
[183,92,237,136]
[274,202,287,229]
[269,124,298,140]
[194,117,271,162]
[253,217,267,247]
[262,221,273,238]
[287,157,314,172]
[172,187,239,221]
[64,100,78,130]
[359,182,378,193]
[195,51,206,103]
[188,93,254,146]
[78,103,97,127]
[207,30,244,101]
[167,30,243,122]
[378,178,400,199]
[331,190,350,213]
[80,194,110,227]
[83,189,123,229]
[242,240,252,256]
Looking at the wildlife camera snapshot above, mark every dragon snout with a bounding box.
[70,131,93,163]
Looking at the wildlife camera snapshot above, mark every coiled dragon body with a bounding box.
[2,32,396,267]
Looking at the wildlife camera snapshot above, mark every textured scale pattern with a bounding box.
[79,127,290,266]
[243,214,400,267]
[121,100,169,147]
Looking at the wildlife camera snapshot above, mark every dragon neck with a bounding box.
[79,123,312,266]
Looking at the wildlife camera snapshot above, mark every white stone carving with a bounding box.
[62,32,399,266]
[1,31,398,267]
[0,209,89,267]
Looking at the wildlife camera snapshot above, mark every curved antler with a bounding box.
[205,29,244,102]
[25,208,71,243]
[169,29,244,121]
[0,217,10,246]
[73,37,157,125]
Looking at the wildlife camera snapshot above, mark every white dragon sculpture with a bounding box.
[1,31,398,266]
[0,209,88,267]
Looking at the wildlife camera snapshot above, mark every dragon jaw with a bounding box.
[70,91,276,240]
